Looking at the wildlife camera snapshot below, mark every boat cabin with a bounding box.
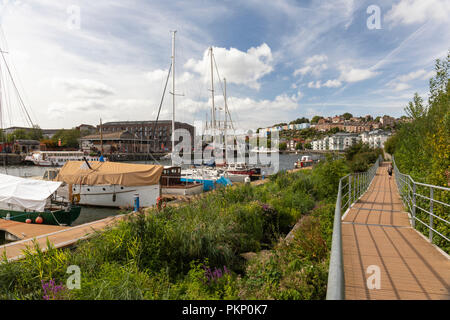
[161,166,182,186]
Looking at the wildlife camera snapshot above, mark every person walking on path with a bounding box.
[388,164,393,179]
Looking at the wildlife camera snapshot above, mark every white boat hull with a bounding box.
[223,173,249,183]
[71,184,160,208]
[161,183,204,196]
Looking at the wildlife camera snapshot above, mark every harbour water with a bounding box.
[0,153,320,227]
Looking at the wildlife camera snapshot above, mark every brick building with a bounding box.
[96,120,195,152]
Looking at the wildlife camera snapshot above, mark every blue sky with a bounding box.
[0,0,448,130]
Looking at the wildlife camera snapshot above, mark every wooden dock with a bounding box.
[342,162,450,299]
[0,220,68,241]
[0,215,128,261]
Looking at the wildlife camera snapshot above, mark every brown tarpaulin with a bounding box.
[55,161,164,186]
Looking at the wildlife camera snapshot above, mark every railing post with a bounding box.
[358,174,361,198]
[429,187,434,242]
[412,183,416,228]
[348,175,352,206]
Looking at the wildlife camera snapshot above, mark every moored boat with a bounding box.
[181,167,232,191]
[161,166,204,196]
[25,151,107,167]
[0,173,81,226]
[55,161,164,208]
[294,155,314,169]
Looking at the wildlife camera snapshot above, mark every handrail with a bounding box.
[326,155,382,300]
[392,156,450,244]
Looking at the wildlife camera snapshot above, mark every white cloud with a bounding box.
[338,66,379,83]
[47,100,108,120]
[308,81,322,89]
[305,54,327,65]
[307,79,342,89]
[52,78,114,99]
[385,0,450,25]
[184,43,274,90]
[294,54,328,77]
[393,83,411,91]
[386,68,436,92]
[145,69,169,83]
[421,70,436,80]
[323,79,342,88]
[396,69,427,82]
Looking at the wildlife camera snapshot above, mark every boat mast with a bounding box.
[224,77,228,164]
[0,61,4,169]
[209,47,216,155]
[171,30,176,166]
[100,117,103,155]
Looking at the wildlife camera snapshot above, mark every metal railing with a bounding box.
[392,156,450,244]
[326,155,382,300]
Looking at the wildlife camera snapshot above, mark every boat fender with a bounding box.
[112,193,116,202]
[35,216,43,224]
[72,194,81,204]
[156,196,162,210]
[25,218,32,224]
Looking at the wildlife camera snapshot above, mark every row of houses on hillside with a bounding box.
[259,123,310,135]
[311,130,391,151]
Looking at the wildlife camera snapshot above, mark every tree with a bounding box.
[8,129,28,141]
[392,51,449,251]
[404,93,426,120]
[328,127,340,134]
[311,116,323,124]
[374,116,381,123]
[52,129,81,148]
[384,134,398,155]
[28,125,43,141]
[342,112,353,120]
[279,142,287,151]
[295,142,303,150]
[80,129,92,137]
[304,142,312,149]
[289,117,309,125]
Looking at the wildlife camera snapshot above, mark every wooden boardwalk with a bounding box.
[0,215,128,261]
[0,220,68,241]
[342,162,450,299]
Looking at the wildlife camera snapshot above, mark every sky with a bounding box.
[0,0,448,131]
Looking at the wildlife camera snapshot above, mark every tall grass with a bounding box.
[0,158,350,300]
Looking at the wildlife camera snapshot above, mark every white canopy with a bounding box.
[0,174,62,212]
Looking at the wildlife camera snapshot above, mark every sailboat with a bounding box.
[179,46,233,189]
[157,31,205,195]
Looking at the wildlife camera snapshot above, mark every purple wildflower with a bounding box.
[41,279,67,300]
[203,265,231,284]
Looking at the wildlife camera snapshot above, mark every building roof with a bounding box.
[81,131,135,141]
[15,139,40,145]
[102,120,193,127]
